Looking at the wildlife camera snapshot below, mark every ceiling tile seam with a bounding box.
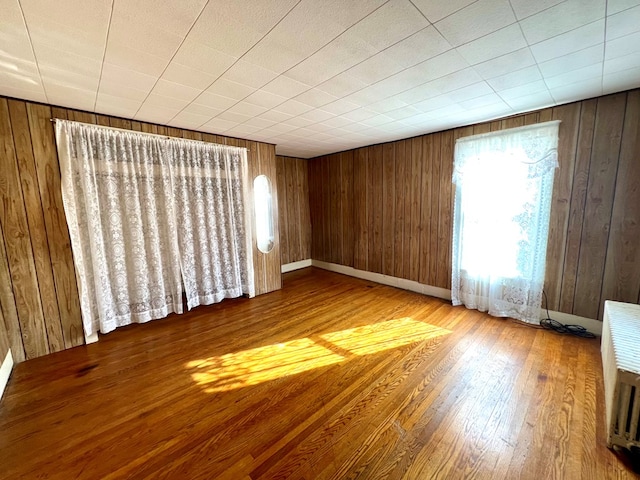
[169,0,308,127]
[189,0,395,131]
[405,0,434,23]
[93,0,115,112]
[131,0,215,119]
[16,0,49,104]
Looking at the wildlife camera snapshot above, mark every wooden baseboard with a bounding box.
[311,260,602,335]
[0,350,14,402]
[281,259,312,273]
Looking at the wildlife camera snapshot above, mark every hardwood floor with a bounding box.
[0,267,636,479]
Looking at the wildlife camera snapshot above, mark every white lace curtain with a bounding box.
[451,121,560,323]
[56,120,254,336]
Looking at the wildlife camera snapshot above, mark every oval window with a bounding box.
[254,175,274,253]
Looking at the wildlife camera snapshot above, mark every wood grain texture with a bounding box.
[306,88,640,321]
[8,100,65,353]
[0,303,8,362]
[0,268,633,479]
[0,98,48,359]
[573,93,626,319]
[0,96,279,361]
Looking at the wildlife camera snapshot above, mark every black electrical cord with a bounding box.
[540,290,596,338]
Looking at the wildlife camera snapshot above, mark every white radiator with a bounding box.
[602,301,640,449]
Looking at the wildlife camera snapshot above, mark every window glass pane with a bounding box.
[254,175,274,253]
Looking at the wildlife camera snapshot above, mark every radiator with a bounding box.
[601,301,640,449]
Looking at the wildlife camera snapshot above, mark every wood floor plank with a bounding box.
[0,268,632,480]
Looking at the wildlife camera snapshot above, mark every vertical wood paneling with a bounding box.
[0,98,48,359]
[573,93,626,319]
[340,151,354,267]
[276,156,289,265]
[393,140,407,278]
[382,143,395,276]
[409,137,423,282]
[330,154,341,264]
[0,304,9,363]
[306,88,640,322]
[418,135,432,285]
[1,97,279,361]
[276,155,312,265]
[436,130,454,289]
[27,103,84,348]
[600,90,640,311]
[0,219,23,362]
[369,145,383,274]
[543,103,581,311]
[428,133,441,286]
[559,99,597,313]
[8,100,65,353]
[353,149,368,271]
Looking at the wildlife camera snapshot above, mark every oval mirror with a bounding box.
[254,175,274,253]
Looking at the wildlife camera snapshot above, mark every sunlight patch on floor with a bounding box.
[186,318,451,393]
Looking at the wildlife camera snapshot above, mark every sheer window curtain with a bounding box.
[56,120,254,337]
[451,121,560,324]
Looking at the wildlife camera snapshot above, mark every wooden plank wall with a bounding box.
[0,96,280,362]
[308,88,640,321]
[275,156,311,265]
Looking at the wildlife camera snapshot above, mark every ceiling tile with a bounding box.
[606,4,640,40]
[382,26,453,69]
[257,109,294,122]
[486,65,542,90]
[1,0,39,61]
[221,60,280,89]
[241,0,386,72]
[496,79,549,100]
[206,78,256,101]
[261,76,311,98]
[607,0,640,15]
[226,101,268,117]
[244,90,288,109]
[171,37,238,77]
[182,103,225,117]
[98,80,150,102]
[188,0,299,58]
[435,0,516,47]
[605,31,640,59]
[296,109,336,123]
[602,66,640,92]
[108,18,184,60]
[100,63,158,92]
[161,62,218,90]
[201,117,237,133]
[410,0,476,23]
[544,63,603,89]
[192,91,238,111]
[538,44,604,77]
[505,90,555,110]
[509,0,566,20]
[348,0,429,51]
[457,24,527,65]
[549,78,603,102]
[40,65,99,91]
[151,79,201,103]
[104,41,168,77]
[519,0,605,44]
[26,13,106,59]
[144,93,189,110]
[448,82,495,102]
[472,48,536,79]
[604,52,640,75]
[530,20,605,63]
[273,99,315,116]
[315,72,368,97]
[20,0,111,36]
[319,99,361,115]
[293,88,339,108]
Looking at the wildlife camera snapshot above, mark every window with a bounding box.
[451,121,560,323]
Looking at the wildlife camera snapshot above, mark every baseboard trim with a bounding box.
[311,260,601,335]
[85,332,99,344]
[282,259,312,273]
[0,350,14,401]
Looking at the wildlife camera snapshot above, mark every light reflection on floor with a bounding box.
[186,318,451,393]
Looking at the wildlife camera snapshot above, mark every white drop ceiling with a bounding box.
[1,0,639,158]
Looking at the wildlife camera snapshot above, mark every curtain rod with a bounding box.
[50,118,251,152]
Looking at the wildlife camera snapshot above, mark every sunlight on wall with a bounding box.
[186,318,451,393]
